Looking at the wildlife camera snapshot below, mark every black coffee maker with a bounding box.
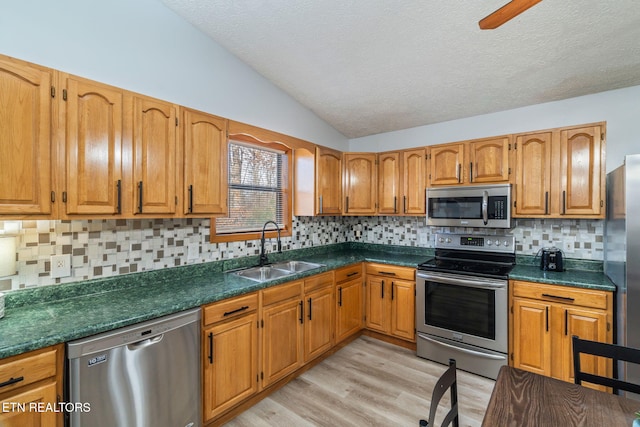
[539,247,564,272]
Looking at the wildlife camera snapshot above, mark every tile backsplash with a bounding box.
[0,216,602,290]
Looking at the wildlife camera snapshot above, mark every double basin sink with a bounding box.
[231,260,325,283]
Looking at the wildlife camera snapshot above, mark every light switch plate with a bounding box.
[51,254,71,278]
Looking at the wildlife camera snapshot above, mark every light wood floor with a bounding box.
[224,336,496,427]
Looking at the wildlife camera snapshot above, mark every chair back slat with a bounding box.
[422,358,460,427]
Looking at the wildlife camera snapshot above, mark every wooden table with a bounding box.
[482,365,640,426]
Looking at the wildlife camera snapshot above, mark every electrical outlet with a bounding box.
[563,240,575,254]
[50,254,71,278]
[187,243,199,261]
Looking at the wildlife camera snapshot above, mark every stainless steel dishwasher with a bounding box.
[67,308,201,427]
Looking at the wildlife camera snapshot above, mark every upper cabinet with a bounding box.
[428,137,511,187]
[0,56,53,217]
[182,108,228,216]
[343,153,377,215]
[513,123,605,218]
[60,74,124,217]
[129,94,179,216]
[379,148,427,215]
[316,147,342,215]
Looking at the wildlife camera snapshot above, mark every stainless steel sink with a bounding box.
[270,260,324,273]
[231,261,324,282]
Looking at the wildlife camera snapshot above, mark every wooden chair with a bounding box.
[572,335,640,394]
[419,358,459,427]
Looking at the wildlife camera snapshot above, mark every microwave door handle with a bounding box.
[482,190,489,225]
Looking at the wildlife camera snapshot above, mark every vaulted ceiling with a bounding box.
[160,0,640,138]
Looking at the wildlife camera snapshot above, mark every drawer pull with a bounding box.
[346,272,359,277]
[0,376,24,388]
[223,306,250,317]
[541,293,575,303]
[378,271,397,276]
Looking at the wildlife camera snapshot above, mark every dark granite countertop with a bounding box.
[0,242,615,360]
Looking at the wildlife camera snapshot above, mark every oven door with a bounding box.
[416,270,508,353]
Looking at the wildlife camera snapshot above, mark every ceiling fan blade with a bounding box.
[479,0,542,30]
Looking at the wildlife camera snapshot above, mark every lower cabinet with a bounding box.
[0,344,63,427]
[303,272,335,362]
[365,263,416,342]
[335,264,364,343]
[510,280,612,391]
[202,293,259,423]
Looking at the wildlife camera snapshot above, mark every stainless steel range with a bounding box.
[416,233,515,380]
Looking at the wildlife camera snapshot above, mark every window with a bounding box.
[212,138,291,242]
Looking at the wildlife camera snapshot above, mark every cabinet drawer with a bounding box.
[365,263,415,281]
[335,264,362,283]
[304,272,333,293]
[203,292,258,325]
[0,347,58,394]
[262,281,303,306]
[512,281,610,310]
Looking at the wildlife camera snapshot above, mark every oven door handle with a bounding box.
[482,190,489,225]
[417,272,507,290]
[418,333,507,361]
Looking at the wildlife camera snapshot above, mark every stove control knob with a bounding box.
[445,237,452,243]
[439,237,445,243]
[503,240,510,247]
[494,241,501,246]
[486,240,493,246]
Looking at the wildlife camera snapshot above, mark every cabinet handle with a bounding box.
[346,272,358,277]
[541,293,575,303]
[308,297,312,320]
[562,190,566,215]
[565,309,568,335]
[469,162,473,183]
[545,307,549,332]
[345,196,349,213]
[393,196,397,214]
[116,179,122,214]
[319,196,323,214]
[377,271,397,276]
[391,282,394,300]
[137,181,144,214]
[0,376,24,388]
[457,164,461,183]
[381,280,385,299]
[338,287,343,307]
[208,332,214,364]
[403,196,407,214]
[544,191,549,215]
[223,306,249,317]
[299,300,304,324]
[188,185,194,213]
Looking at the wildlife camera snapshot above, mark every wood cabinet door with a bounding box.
[336,278,364,343]
[560,125,604,216]
[315,147,342,214]
[343,153,377,215]
[131,95,178,215]
[63,75,123,215]
[429,143,464,186]
[514,132,552,216]
[512,298,551,376]
[365,276,390,333]
[0,56,53,216]
[203,313,258,421]
[262,298,303,388]
[390,279,415,341]
[403,148,426,214]
[183,108,228,215]
[304,285,334,362]
[0,382,57,427]
[469,137,510,183]
[562,307,610,390]
[378,151,400,215]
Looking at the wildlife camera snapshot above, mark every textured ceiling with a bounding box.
[159,0,640,138]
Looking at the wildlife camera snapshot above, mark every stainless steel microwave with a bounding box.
[426,184,512,228]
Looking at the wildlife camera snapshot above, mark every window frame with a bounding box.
[210,132,293,243]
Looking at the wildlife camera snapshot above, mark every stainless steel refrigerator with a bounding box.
[605,153,640,398]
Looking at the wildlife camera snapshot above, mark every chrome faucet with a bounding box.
[259,220,282,266]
